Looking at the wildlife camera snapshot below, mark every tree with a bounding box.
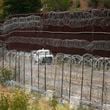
[89,0,98,8]
[0,0,4,20]
[3,0,42,16]
[89,0,110,8]
[103,0,110,8]
[41,0,71,11]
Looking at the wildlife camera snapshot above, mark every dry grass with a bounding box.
[0,85,72,110]
[0,85,12,95]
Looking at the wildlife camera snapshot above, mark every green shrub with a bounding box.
[0,93,9,110]
[0,68,14,85]
[49,95,58,110]
[10,89,29,110]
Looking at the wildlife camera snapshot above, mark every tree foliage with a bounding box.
[42,0,71,11]
[3,0,42,16]
[103,0,110,8]
[0,0,4,20]
[89,0,110,8]
[0,0,110,20]
[89,0,98,8]
[0,68,14,85]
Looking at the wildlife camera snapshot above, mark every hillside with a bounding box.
[0,0,110,19]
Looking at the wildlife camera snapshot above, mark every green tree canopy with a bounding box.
[3,0,42,16]
[89,0,98,8]
[103,0,110,8]
[0,0,4,20]
[89,0,110,8]
[42,0,71,11]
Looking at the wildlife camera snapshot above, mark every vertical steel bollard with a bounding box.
[90,10,94,107]
[18,52,20,83]
[80,56,84,104]
[23,52,25,85]
[90,56,94,103]
[61,54,64,101]
[38,53,40,91]
[15,51,17,81]
[31,52,33,87]
[44,52,47,91]
[9,51,11,69]
[54,58,57,90]
[101,57,105,109]
[69,56,72,102]
[2,42,5,69]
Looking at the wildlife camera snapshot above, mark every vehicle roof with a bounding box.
[37,49,50,52]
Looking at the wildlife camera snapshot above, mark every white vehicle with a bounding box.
[32,49,53,64]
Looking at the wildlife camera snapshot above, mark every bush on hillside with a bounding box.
[0,68,14,85]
